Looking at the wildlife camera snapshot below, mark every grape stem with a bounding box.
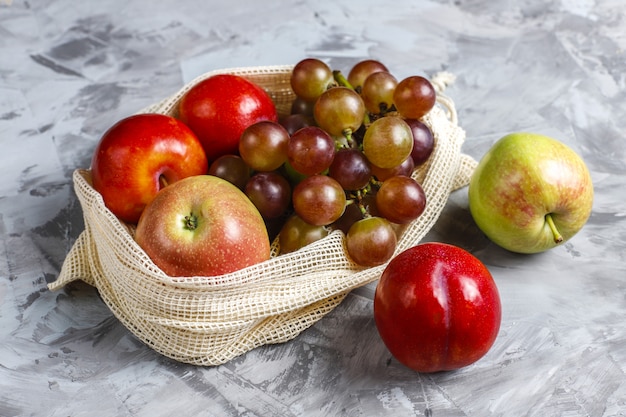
[348,188,372,219]
[358,202,370,218]
[369,177,383,189]
[341,128,359,148]
[332,70,354,89]
[343,128,353,144]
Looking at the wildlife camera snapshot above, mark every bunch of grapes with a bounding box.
[209,58,436,267]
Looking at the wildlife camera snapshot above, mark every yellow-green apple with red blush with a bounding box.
[91,113,208,224]
[135,175,270,277]
[468,132,593,254]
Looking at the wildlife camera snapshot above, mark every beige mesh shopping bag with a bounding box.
[48,65,477,366]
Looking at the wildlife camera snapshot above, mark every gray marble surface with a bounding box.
[1,0,625,416]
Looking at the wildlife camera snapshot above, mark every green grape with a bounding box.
[361,71,398,114]
[280,159,308,187]
[362,116,414,169]
[347,59,389,91]
[314,87,365,138]
[279,214,329,254]
[290,58,335,102]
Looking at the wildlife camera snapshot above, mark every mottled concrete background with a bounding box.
[1,0,625,416]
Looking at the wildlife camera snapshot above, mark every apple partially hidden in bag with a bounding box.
[135,175,271,278]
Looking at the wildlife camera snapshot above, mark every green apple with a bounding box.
[135,175,270,277]
[468,132,593,254]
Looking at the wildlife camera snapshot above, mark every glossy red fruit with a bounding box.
[292,175,346,226]
[91,113,208,224]
[393,76,436,120]
[374,242,501,373]
[347,59,389,91]
[178,74,278,162]
[346,216,397,267]
[405,118,434,166]
[135,175,270,277]
[375,175,426,224]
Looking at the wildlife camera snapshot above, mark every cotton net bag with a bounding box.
[48,65,477,366]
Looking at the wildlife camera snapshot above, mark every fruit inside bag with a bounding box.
[48,66,477,366]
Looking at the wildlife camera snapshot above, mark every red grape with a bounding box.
[405,118,435,166]
[292,175,346,226]
[376,176,426,224]
[218,58,440,260]
[280,113,314,136]
[239,121,290,172]
[328,148,372,190]
[346,216,397,266]
[371,155,415,181]
[393,76,436,119]
[208,154,250,190]
[287,126,336,176]
[331,192,379,234]
[245,171,292,219]
[290,95,315,116]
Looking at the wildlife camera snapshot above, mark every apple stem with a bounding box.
[545,213,563,244]
[159,175,169,190]
[183,212,198,231]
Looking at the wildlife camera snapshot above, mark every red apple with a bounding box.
[178,74,278,162]
[135,175,271,277]
[374,242,501,373]
[91,113,208,224]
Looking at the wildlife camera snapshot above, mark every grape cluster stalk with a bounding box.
[210,58,436,266]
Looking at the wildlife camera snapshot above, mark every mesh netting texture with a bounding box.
[48,65,477,366]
